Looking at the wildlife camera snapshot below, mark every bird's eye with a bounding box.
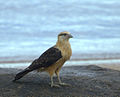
[59,33,67,36]
[63,34,67,36]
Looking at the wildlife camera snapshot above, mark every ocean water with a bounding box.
[0,0,120,68]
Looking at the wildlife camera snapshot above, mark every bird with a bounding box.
[13,31,73,87]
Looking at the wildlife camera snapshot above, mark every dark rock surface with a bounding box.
[0,65,120,97]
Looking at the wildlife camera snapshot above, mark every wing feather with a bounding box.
[28,47,62,70]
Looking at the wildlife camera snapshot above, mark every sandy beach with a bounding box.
[0,65,120,97]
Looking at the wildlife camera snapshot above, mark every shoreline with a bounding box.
[1,57,120,64]
[1,58,120,71]
[1,53,120,63]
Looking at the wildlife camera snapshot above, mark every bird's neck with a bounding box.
[55,39,72,60]
[56,39,70,48]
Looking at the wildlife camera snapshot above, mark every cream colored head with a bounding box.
[58,31,73,42]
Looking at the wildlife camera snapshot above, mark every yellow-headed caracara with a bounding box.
[13,31,73,87]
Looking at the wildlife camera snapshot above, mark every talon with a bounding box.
[51,84,61,88]
[59,83,71,86]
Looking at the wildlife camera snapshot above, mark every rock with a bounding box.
[0,65,120,97]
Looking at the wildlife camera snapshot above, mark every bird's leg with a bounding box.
[55,71,70,86]
[50,76,60,87]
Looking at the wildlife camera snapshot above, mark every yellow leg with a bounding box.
[55,68,70,86]
[55,71,61,83]
[50,76,60,87]
[48,71,60,87]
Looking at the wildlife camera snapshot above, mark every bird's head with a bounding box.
[58,31,73,42]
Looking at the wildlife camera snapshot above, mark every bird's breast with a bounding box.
[60,44,72,61]
[55,40,72,61]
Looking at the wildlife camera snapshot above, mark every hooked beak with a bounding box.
[68,34,73,38]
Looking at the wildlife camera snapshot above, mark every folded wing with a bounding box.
[28,47,62,70]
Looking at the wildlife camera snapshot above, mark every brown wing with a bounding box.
[28,47,62,71]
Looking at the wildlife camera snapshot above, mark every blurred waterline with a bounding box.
[1,59,120,69]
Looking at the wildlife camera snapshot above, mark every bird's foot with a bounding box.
[59,82,71,86]
[51,84,61,88]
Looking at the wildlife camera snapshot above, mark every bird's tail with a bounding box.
[13,68,31,82]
